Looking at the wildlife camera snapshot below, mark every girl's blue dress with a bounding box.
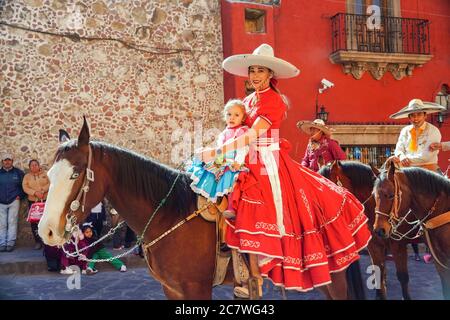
[187,126,249,202]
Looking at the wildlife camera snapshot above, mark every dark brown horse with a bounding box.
[38,119,365,299]
[373,160,450,299]
[319,160,420,300]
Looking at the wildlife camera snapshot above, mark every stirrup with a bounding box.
[248,277,263,299]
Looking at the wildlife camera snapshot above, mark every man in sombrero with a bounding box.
[390,98,445,174]
[297,119,346,171]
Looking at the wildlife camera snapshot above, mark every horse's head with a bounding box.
[373,160,399,239]
[39,117,105,246]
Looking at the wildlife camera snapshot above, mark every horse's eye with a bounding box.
[70,172,80,179]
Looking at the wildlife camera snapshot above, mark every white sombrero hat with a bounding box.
[222,44,300,79]
[296,119,333,136]
[389,98,446,119]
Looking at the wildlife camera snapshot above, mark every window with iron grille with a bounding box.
[341,145,395,168]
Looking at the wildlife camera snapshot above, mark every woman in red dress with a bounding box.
[197,44,371,294]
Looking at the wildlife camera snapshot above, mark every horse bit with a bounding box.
[374,174,449,270]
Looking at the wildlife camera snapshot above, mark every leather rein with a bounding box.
[374,173,449,269]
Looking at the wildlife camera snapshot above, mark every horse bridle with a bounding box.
[63,144,95,239]
[374,172,450,269]
[374,174,433,241]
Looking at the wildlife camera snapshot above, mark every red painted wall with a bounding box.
[221,0,450,170]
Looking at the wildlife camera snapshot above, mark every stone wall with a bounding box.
[0,0,224,246]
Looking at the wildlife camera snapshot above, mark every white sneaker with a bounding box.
[60,268,74,275]
[120,265,127,272]
[86,267,98,275]
[233,286,249,298]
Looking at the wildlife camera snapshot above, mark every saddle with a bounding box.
[197,196,228,222]
[197,196,263,299]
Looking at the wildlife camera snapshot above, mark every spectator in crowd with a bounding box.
[81,222,127,275]
[111,208,137,250]
[297,119,346,171]
[110,208,143,257]
[86,201,106,237]
[0,153,25,252]
[410,242,421,261]
[22,159,50,250]
[60,228,88,275]
[43,244,62,272]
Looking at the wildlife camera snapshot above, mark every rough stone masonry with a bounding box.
[0,0,225,246]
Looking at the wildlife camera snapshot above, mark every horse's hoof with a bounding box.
[375,294,387,300]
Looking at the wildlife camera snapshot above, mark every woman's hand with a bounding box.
[194,147,216,163]
[35,191,44,199]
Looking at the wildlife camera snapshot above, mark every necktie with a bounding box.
[409,127,424,152]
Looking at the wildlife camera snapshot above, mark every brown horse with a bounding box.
[373,160,450,299]
[38,119,365,299]
[319,160,419,300]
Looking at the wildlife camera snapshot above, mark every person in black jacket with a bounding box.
[0,153,25,252]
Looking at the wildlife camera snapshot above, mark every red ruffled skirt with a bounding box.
[226,141,372,291]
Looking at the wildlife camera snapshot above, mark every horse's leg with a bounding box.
[345,260,366,300]
[248,254,263,299]
[318,285,332,299]
[367,237,388,300]
[327,270,348,300]
[436,267,450,300]
[391,240,411,300]
[428,229,450,300]
[161,283,213,300]
[162,284,183,300]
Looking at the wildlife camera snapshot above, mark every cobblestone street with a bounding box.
[0,253,443,300]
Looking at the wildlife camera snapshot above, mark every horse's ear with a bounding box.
[317,155,325,169]
[330,160,341,174]
[387,160,396,181]
[370,163,380,177]
[59,129,70,144]
[78,116,90,147]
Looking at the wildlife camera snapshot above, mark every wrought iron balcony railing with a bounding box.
[331,13,431,55]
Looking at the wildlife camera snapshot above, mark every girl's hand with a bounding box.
[231,162,241,171]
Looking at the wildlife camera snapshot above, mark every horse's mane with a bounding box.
[91,141,197,215]
[318,165,332,178]
[318,161,376,189]
[401,167,450,197]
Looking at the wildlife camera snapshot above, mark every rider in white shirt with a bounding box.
[390,99,445,174]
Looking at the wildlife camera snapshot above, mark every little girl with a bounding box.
[81,222,127,274]
[60,228,88,275]
[187,99,249,218]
